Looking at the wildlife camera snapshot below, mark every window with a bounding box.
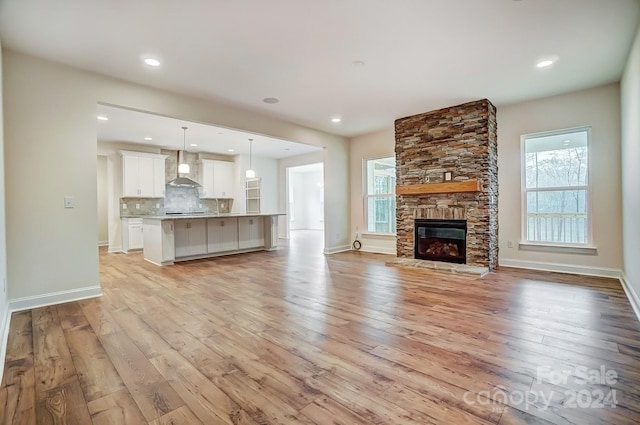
[365,157,396,234]
[522,127,590,245]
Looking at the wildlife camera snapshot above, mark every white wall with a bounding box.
[0,40,10,384]
[621,25,640,311]
[349,128,397,254]
[97,155,108,245]
[2,49,349,302]
[277,151,324,239]
[498,83,622,275]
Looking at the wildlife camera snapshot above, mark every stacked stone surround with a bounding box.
[395,99,498,270]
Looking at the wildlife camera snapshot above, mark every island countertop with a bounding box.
[130,213,285,220]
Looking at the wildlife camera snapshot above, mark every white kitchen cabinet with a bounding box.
[238,216,264,249]
[174,219,207,258]
[207,218,239,253]
[121,151,167,198]
[199,159,234,198]
[143,219,175,265]
[122,217,143,252]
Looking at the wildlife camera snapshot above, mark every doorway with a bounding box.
[287,163,324,248]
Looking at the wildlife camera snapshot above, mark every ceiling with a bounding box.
[96,104,321,158]
[1,0,639,138]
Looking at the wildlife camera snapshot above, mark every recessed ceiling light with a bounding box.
[144,137,153,141]
[190,143,198,147]
[563,140,570,145]
[97,116,109,121]
[227,149,235,152]
[263,97,279,104]
[331,117,342,123]
[144,58,161,67]
[536,59,555,68]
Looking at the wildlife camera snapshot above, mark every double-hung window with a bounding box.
[365,157,396,234]
[522,126,590,245]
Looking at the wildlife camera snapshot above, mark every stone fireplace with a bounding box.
[395,99,498,270]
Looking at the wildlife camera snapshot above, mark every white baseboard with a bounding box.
[98,241,109,247]
[620,272,640,323]
[324,244,352,254]
[0,302,10,386]
[8,285,103,312]
[498,258,621,278]
[360,245,396,255]
[108,245,122,253]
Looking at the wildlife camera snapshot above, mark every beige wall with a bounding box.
[498,83,622,275]
[0,40,9,373]
[349,128,396,254]
[621,25,640,307]
[3,49,349,301]
[349,85,623,274]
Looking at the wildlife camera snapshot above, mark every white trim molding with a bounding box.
[360,246,396,255]
[8,285,103,312]
[518,242,597,255]
[0,303,10,386]
[498,258,621,278]
[620,272,640,323]
[324,245,352,255]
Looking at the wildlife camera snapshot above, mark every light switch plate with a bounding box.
[64,196,75,208]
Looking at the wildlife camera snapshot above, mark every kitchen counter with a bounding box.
[142,213,285,220]
[141,213,281,266]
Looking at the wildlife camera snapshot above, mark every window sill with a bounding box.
[518,242,597,255]
[360,232,396,240]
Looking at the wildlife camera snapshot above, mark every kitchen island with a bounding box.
[141,213,281,266]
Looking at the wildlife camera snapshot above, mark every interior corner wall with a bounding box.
[2,49,349,302]
[621,24,640,309]
[0,40,10,383]
[498,83,622,275]
[349,128,397,254]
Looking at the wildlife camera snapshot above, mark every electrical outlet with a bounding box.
[135,203,140,209]
[122,203,127,209]
[507,240,514,248]
[155,203,160,208]
[63,196,75,208]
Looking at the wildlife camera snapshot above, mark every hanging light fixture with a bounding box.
[178,126,190,174]
[245,138,256,178]
[168,126,200,187]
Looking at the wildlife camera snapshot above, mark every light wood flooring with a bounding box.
[2,230,640,424]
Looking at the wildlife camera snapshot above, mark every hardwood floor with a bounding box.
[2,230,640,424]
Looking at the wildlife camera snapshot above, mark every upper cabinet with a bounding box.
[199,159,235,199]
[121,151,167,198]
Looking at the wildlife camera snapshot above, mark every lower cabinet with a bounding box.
[238,217,265,249]
[122,218,143,252]
[207,218,239,253]
[143,220,175,265]
[174,219,207,258]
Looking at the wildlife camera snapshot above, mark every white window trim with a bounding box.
[520,125,594,251]
[363,155,397,236]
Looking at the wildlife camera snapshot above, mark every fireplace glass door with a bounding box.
[414,219,466,264]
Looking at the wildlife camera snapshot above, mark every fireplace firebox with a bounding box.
[414,219,467,264]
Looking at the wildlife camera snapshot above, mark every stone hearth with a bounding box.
[395,99,498,270]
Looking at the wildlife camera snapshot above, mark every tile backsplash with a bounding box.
[120,185,232,217]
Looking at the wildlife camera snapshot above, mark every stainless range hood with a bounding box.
[168,150,201,188]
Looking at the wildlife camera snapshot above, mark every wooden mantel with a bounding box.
[396,180,480,195]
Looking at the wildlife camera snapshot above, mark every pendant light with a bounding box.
[168,126,200,187]
[245,138,256,178]
[178,126,190,174]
